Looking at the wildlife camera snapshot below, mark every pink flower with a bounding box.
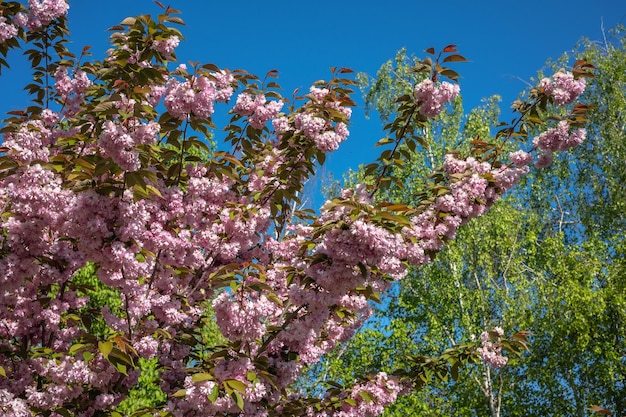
[98,120,160,171]
[295,113,326,139]
[27,0,69,28]
[54,66,92,117]
[272,116,291,136]
[0,389,30,416]
[0,17,18,43]
[534,152,554,168]
[164,74,232,120]
[414,79,460,118]
[509,150,532,167]
[233,92,257,116]
[478,329,509,369]
[2,120,53,163]
[540,71,586,106]
[41,109,60,126]
[533,120,586,153]
[293,90,352,152]
[494,165,529,192]
[12,13,29,28]
[152,35,180,57]
[309,86,329,101]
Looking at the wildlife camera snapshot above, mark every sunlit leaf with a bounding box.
[98,341,113,359]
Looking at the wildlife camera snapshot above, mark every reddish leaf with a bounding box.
[443,54,468,63]
[573,59,596,69]
[440,69,460,81]
[443,44,458,52]
[588,405,612,415]
[424,47,435,55]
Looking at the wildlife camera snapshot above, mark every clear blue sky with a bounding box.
[1,0,624,207]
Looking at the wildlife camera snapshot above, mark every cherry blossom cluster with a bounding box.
[164,67,235,119]
[533,120,586,153]
[504,71,587,170]
[0,16,18,43]
[413,78,460,118]
[513,119,586,169]
[0,388,30,417]
[509,147,555,172]
[0,79,583,417]
[292,86,351,152]
[540,70,586,106]
[54,65,92,117]
[6,0,69,32]
[508,150,533,167]
[233,92,284,129]
[304,373,405,417]
[252,155,528,388]
[98,119,161,171]
[2,119,54,163]
[26,0,68,26]
[399,154,529,269]
[0,165,135,414]
[477,328,509,369]
[152,35,180,57]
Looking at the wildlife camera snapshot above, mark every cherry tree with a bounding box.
[0,1,593,416]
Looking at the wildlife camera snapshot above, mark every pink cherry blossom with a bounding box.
[164,73,233,120]
[0,17,18,42]
[414,79,460,118]
[23,0,69,30]
[152,35,180,57]
[478,329,509,369]
[54,66,92,117]
[509,150,532,167]
[534,152,554,168]
[540,70,586,105]
[533,120,586,153]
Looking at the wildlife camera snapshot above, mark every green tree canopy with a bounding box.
[304,25,626,417]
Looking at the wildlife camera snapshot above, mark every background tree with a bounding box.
[306,27,625,417]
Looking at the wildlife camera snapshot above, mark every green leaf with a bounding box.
[207,384,219,403]
[172,389,187,398]
[357,390,372,402]
[191,373,215,383]
[224,379,247,394]
[74,158,96,170]
[54,408,72,417]
[98,341,113,359]
[232,391,245,411]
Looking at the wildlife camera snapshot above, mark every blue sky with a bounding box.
[2,0,625,207]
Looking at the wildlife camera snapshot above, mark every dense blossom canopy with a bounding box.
[0,1,593,416]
